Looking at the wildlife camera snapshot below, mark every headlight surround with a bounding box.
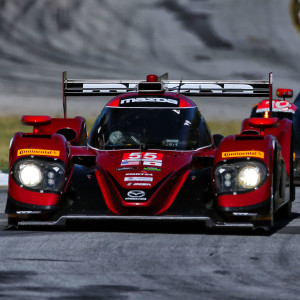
[12,158,66,193]
[214,159,268,195]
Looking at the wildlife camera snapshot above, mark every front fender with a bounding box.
[7,133,71,209]
[213,134,276,209]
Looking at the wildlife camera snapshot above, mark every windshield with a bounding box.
[89,107,211,150]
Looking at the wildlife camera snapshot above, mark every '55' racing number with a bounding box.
[121,152,163,167]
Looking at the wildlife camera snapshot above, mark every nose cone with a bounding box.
[96,150,193,214]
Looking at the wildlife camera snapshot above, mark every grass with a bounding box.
[0,117,29,173]
[0,117,242,172]
[207,120,241,136]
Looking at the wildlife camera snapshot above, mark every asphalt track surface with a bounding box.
[0,189,300,300]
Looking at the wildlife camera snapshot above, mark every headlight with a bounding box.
[19,163,42,187]
[215,159,268,195]
[12,158,66,193]
[238,166,261,189]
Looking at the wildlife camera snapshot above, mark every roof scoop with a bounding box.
[137,74,166,93]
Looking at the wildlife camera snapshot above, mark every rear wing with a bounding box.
[63,71,271,118]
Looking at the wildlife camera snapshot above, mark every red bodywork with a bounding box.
[95,150,199,215]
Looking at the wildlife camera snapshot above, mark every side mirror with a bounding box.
[22,115,52,134]
[276,88,293,99]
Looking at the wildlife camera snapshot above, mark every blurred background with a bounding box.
[0,0,300,119]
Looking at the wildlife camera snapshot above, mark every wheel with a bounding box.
[276,131,294,220]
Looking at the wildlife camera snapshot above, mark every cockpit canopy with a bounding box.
[89,98,212,151]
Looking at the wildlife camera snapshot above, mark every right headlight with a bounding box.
[238,165,261,189]
[12,158,66,193]
[214,159,268,195]
[19,163,43,187]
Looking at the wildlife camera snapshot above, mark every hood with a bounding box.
[95,150,193,215]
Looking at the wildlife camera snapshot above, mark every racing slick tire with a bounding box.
[255,147,279,231]
[275,136,294,220]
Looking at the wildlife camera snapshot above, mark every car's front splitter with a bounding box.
[10,214,258,230]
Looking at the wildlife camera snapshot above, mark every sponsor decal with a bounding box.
[233,212,257,216]
[164,139,179,148]
[116,167,138,171]
[166,83,254,94]
[121,160,140,166]
[143,167,161,172]
[256,100,296,114]
[133,183,151,186]
[17,148,60,157]
[83,83,137,93]
[222,151,264,159]
[82,83,254,95]
[120,98,178,105]
[16,211,42,214]
[124,177,153,182]
[121,152,163,167]
[125,173,153,176]
[125,190,147,201]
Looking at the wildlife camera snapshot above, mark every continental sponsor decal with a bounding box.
[222,150,264,159]
[17,148,60,157]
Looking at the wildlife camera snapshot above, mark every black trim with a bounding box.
[65,165,110,213]
[167,167,213,214]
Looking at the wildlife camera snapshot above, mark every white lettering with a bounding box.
[167,83,254,94]
[120,98,178,105]
[83,83,136,93]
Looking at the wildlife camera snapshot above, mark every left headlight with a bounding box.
[12,158,66,193]
[214,159,268,195]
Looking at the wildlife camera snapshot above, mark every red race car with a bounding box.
[250,88,300,185]
[5,72,294,230]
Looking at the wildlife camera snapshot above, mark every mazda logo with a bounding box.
[127,190,146,198]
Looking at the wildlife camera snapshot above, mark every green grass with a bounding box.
[0,117,28,173]
[207,120,241,136]
[0,117,242,172]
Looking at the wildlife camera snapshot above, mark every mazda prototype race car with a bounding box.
[5,72,294,230]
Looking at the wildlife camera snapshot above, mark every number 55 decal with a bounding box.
[121,152,163,167]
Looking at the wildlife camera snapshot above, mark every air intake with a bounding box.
[137,82,165,93]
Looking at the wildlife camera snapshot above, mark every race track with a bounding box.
[0,189,300,299]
